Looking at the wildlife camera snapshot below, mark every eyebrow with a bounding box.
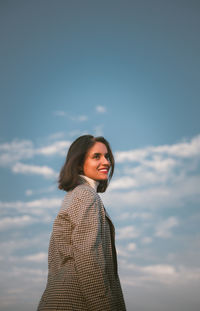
[92,152,109,156]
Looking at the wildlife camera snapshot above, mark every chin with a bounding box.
[97,177,108,181]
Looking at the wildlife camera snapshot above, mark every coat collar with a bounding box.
[78,175,115,233]
[79,175,99,192]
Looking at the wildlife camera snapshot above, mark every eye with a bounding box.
[105,154,110,161]
[93,154,100,159]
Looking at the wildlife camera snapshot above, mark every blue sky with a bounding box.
[0,1,200,310]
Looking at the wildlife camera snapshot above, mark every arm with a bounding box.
[70,186,114,311]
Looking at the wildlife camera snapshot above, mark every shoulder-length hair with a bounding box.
[58,135,115,193]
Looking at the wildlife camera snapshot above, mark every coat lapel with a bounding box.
[78,176,116,239]
[104,207,116,242]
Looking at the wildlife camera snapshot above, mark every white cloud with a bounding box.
[25,189,33,196]
[23,252,47,263]
[53,110,88,122]
[94,125,104,136]
[0,139,71,170]
[37,140,70,156]
[0,233,50,257]
[1,134,200,311]
[141,237,153,244]
[0,213,53,231]
[115,148,148,163]
[127,242,137,251]
[143,264,176,276]
[115,134,200,163]
[0,197,61,213]
[48,132,65,140]
[120,261,200,286]
[104,186,172,209]
[0,197,61,225]
[116,242,137,258]
[109,176,138,190]
[104,174,200,210]
[116,225,139,240]
[0,140,34,165]
[71,115,88,122]
[53,109,88,122]
[12,266,47,278]
[53,110,66,116]
[26,197,61,208]
[116,212,152,221]
[25,185,55,197]
[0,215,35,230]
[78,115,88,121]
[12,162,57,179]
[96,105,106,113]
[68,130,82,137]
[142,157,177,172]
[155,217,179,238]
[116,246,130,257]
[110,135,200,197]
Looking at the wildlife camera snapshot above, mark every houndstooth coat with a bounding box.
[37,179,126,311]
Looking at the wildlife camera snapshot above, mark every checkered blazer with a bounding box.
[37,179,126,311]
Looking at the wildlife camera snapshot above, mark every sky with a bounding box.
[0,1,200,310]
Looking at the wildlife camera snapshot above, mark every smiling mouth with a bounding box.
[98,168,109,173]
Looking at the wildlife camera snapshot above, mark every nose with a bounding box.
[102,156,110,166]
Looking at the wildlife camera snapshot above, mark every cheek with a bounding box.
[83,160,91,172]
[84,160,98,173]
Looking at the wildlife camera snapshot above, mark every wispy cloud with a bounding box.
[103,134,200,213]
[53,110,88,122]
[37,140,70,156]
[0,233,50,256]
[141,237,153,244]
[12,162,57,179]
[53,110,67,117]
[0,215,35,230]
[0,197,61,213]
[68,130,82,137]
[1,133,200,311]
[0,140,34,165]
[115,134,200,163]
[96,105,107,113]
[120,261,200,286]
[23,252,47,263]
[70,115,88,122]
[94,125,104,136]
[115,212,152,221]
[0,139,71,168]
[155,217,179,238]
[109,176,138,190]
[48,132,66,140]
[25,185,55,196]
[105,176,200,209]
[127,242,137,251]
[116,225,139,240]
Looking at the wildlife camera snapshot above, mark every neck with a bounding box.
[79,175,99,191]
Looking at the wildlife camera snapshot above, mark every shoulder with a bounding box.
[70,183,98,203]
[66,184,104,224]
[61,184,104,213]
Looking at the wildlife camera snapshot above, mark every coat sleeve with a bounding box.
[69,186,114,311]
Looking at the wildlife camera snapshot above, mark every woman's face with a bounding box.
[83,142,111,181]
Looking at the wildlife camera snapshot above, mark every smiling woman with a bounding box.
[83,141,111,180]
[58,135,115,193]
[37,135,126,311]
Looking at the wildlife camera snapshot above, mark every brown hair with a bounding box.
[58,135,115,193]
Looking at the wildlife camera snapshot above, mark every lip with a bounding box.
[98,168,109,173]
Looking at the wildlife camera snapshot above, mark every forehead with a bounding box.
[87,142,108,154]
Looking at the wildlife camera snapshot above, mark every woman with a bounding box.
[37,135,126,311]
